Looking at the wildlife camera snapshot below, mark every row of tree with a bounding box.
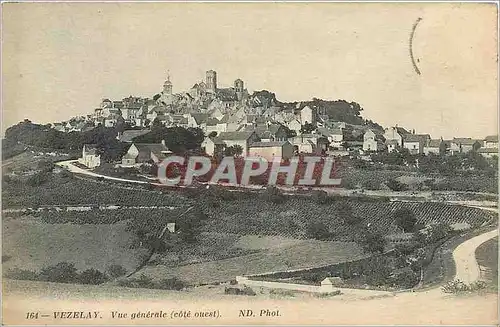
[4,119,207,162]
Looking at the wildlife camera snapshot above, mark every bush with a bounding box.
[393,208,417,232]
[314,290,342,298]
[313,190,329,204]
[59,169,74,179]
[262,186,286,204]
[78,268,109,285]
[39,262,78,283]
[269,289,297,297]
[385,179,408,192]
[5,268,39,281]
[37,160,55,173]
[224,286,256,296]
[157,277,187,291]
[441,280,470,293]
[362,179,381,191]
[107,264,127,278]
[27,172,49,186]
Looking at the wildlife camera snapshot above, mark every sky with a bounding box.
[2,2,498,139]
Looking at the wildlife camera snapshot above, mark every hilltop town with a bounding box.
[39,69,497,169]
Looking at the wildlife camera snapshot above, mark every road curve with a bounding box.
[453,228,498,284]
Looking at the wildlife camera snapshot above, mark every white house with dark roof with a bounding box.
[478,135,498,158]
[383,126,410,149]
[297,105,316,125]
[483,135,498,148]
[403,134,431,154]
[318,127,344,149]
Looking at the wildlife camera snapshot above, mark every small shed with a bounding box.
[321,277,343,287]
[320,277,343,292]
[166,222,176,233]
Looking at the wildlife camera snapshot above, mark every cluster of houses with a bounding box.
[70,69,497,169]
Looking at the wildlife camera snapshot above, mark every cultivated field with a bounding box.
[205,197,496,240]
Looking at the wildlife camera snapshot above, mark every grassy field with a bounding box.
[475,236,498,286]
[2,217,149,274]
[139,236,366,284]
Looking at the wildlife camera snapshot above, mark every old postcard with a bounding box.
[1,1,498,325]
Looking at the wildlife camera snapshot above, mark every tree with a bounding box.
[176,208,208,244]
[78,268,108,285]
[106,264,127,278]
[224,145,243,157]
[282,126,297,138]
[393,208,417,232]
[313,190,329,204]
[306,221,331,240]
[362,232,386,253]
[208,131,218,138]
[133,126,205,154]
[300,123,316,134]
[151,118,164,133]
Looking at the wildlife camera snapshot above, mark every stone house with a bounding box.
[362,129,386,152]
[450,138,482,155]
[318,127,344,150]
[240,123,288,142]
[423,139,446,155]
[289,134,329,154]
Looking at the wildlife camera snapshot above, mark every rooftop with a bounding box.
[249,141,290,148]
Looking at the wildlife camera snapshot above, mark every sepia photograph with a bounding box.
[1,1,498,325]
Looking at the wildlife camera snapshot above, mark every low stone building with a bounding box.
[248,141,294,161]
[121,142,171,166]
